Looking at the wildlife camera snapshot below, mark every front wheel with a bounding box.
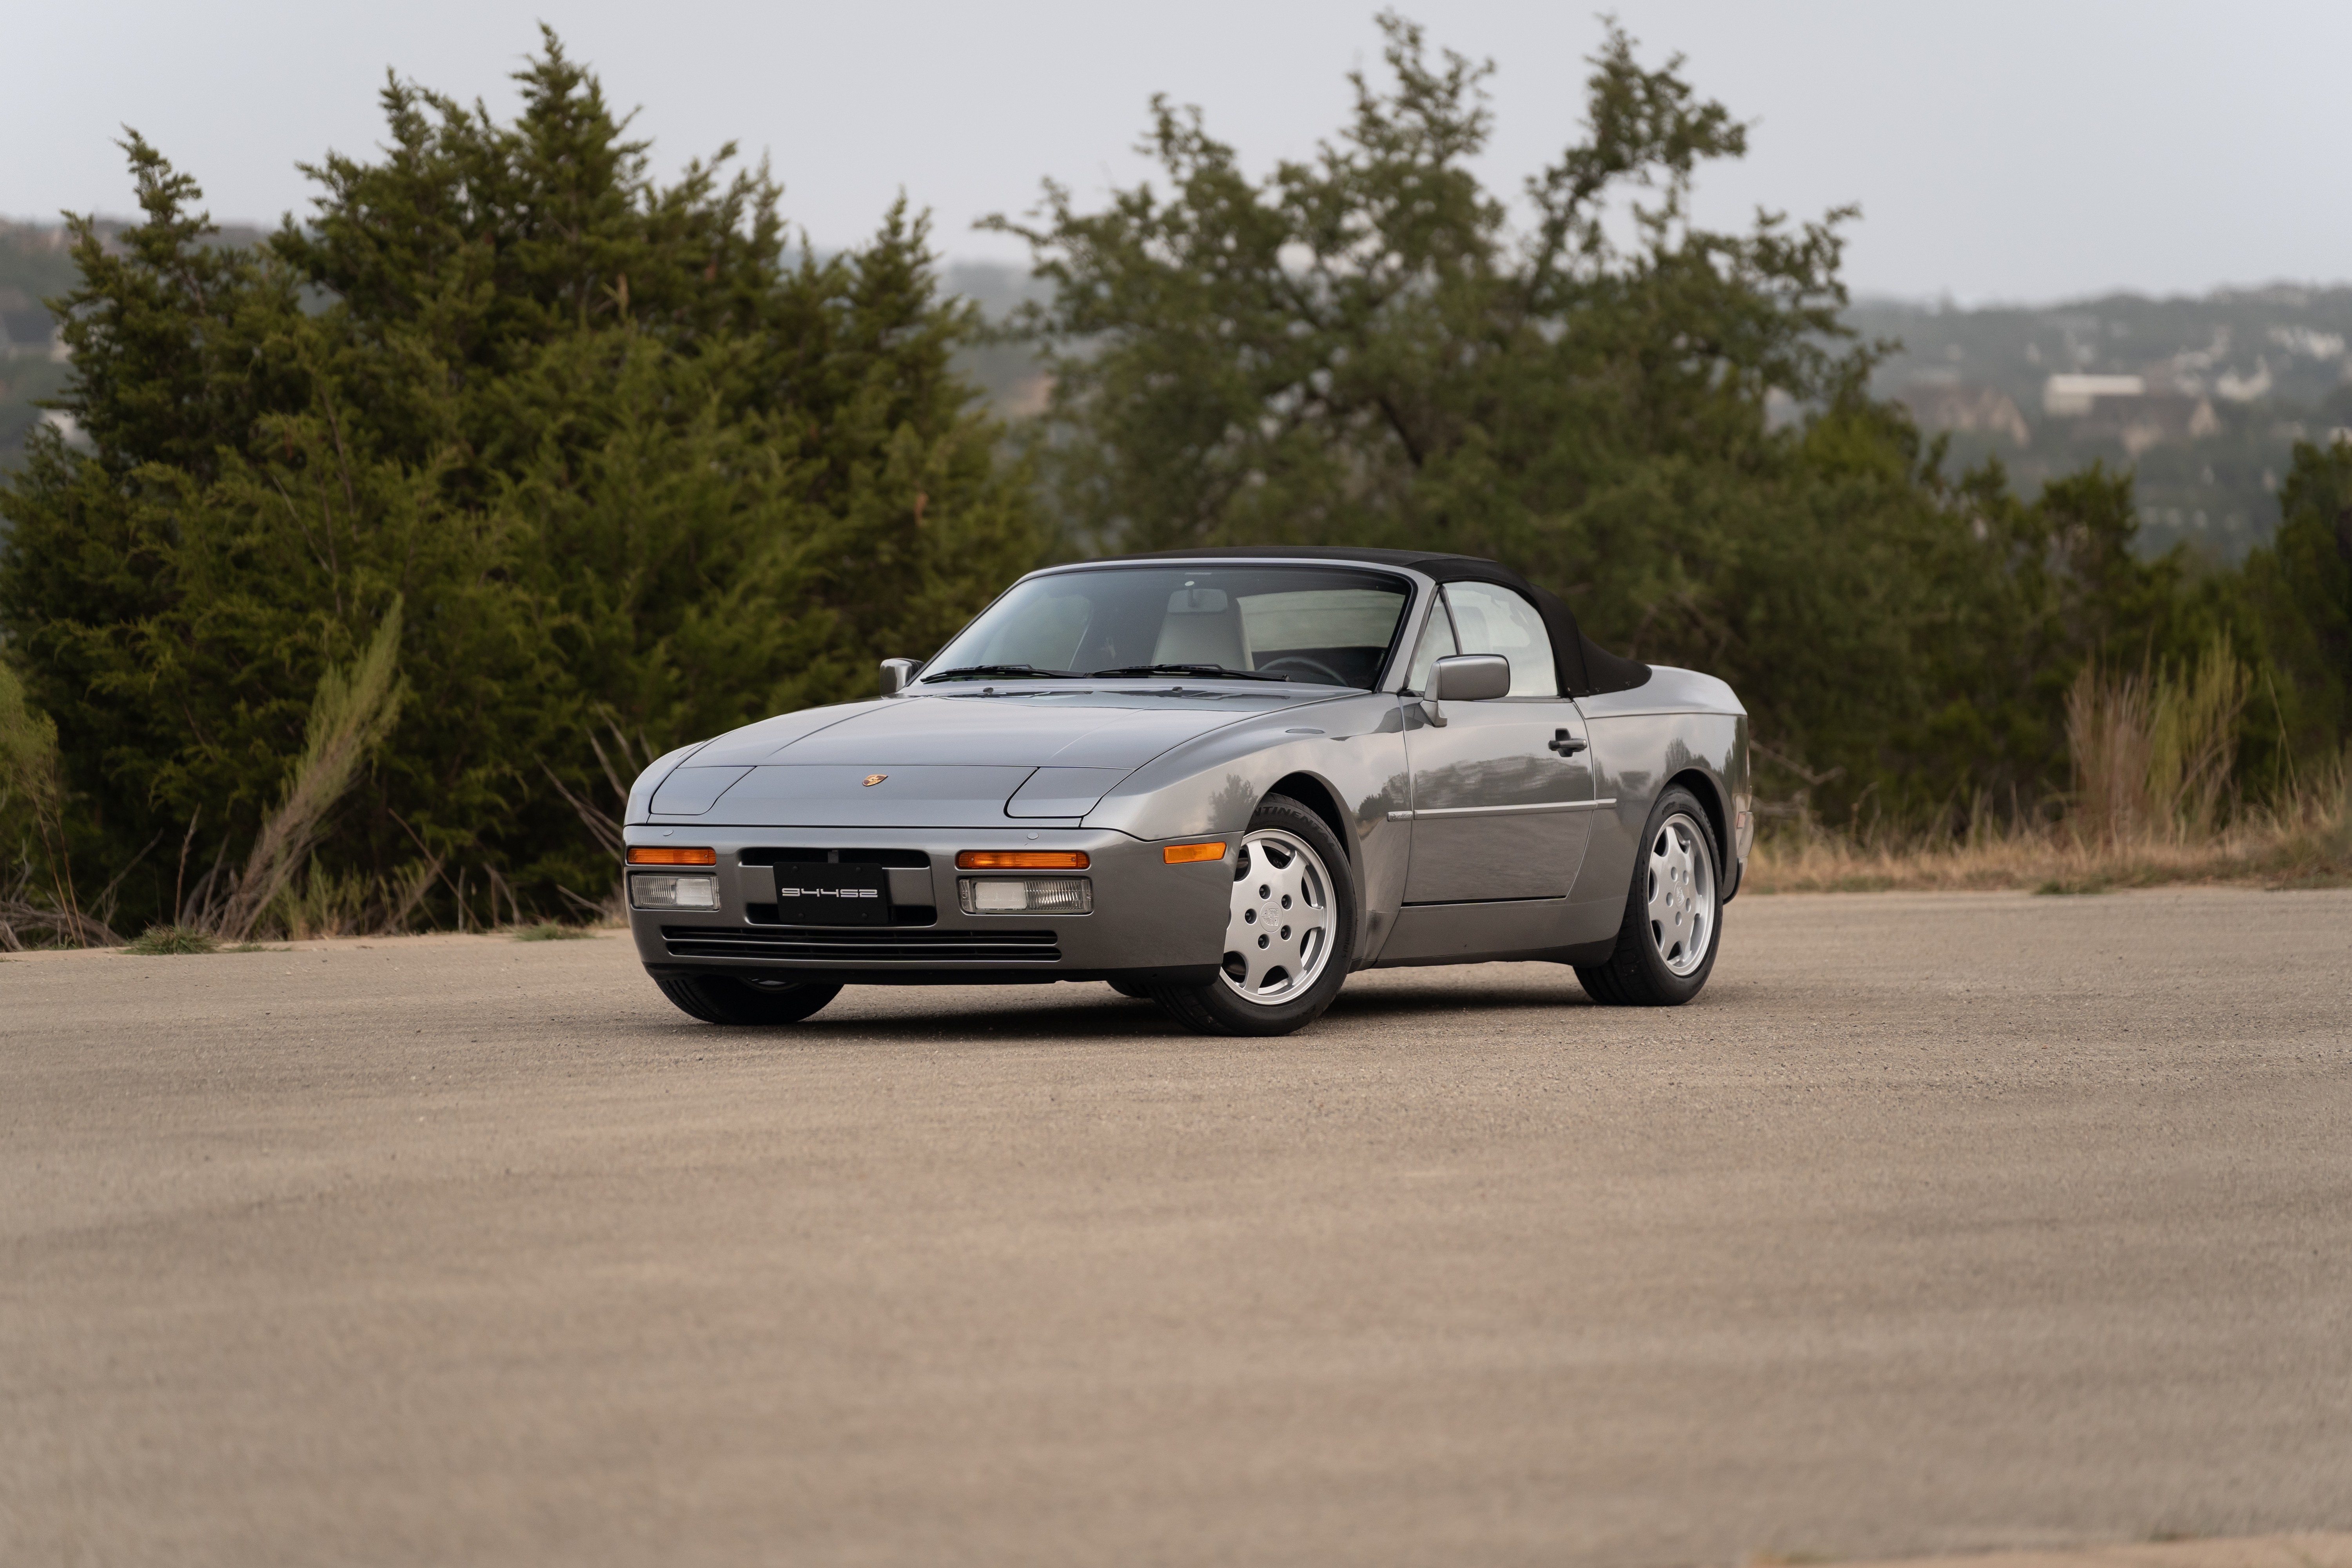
[1148,794,1356,1037]
[1574,786,1722,1007]
[654,972,843,1025]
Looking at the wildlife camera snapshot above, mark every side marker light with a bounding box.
[1162,842,1228,864]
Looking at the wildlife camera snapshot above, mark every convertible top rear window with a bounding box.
[926,565,1413,689]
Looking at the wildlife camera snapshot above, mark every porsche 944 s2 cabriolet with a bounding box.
[622,547,1751,1036]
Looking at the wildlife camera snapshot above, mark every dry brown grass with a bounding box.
[1750,646,2347,897]
[1747,772,2352,896]
[212,604,407,942]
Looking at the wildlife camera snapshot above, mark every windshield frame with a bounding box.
[917,559,1432,693]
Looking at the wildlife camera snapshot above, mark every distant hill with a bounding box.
[941,259,1052,418]
[1849,288,2352,560]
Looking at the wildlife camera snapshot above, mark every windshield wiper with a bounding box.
[1089,663,1294,682]
[919,664,1079,683]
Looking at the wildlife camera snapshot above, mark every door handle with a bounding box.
[1548,729,1586,757]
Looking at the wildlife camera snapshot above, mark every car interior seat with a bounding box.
[1151,588,1253,670]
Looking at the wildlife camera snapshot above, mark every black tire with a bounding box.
[1149,794,1357,1037]
[1105,980,1157,1000]
[1574,785,1723,1007]
[654,972,843,1025]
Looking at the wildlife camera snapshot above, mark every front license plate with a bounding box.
[774,862,891,926]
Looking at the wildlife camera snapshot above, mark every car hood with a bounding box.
[645,686,1321,827]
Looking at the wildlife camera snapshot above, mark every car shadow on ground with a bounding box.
[1321,982,1596,1017]
[702,974,1601,1045]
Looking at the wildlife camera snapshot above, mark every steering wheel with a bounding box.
[1254,654,1349,686]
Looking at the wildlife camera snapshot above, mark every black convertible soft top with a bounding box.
[1099,545,1652,699]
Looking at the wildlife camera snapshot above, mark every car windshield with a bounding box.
[924,565,1414,689]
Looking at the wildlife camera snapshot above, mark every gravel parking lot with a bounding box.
[4,888,2349,1567]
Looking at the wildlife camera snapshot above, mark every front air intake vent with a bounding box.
[660,926,1059,963]
[744,902,937,928]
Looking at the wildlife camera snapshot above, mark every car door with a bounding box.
[1399,581,1597,905]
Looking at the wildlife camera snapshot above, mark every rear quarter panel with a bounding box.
[1570,668,1751,944]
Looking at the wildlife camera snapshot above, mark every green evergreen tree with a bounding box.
[0,33,1038,932]
[2240,439,2352,772]
[985,16,1944,807]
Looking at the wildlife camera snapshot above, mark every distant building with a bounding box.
[2268,325,2346,363]
[2042,374,2145,417]
[2214,359,2273,403]
[2042,372,2218,456]
[1896,383,2031,446]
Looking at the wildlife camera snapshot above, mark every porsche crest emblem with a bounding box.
[863,773,888,788]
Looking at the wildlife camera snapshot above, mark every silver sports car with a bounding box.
[624,548,1751,1035]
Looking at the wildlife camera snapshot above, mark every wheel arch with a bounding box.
[1264,771,1353,867]
[1664,766,1735,896]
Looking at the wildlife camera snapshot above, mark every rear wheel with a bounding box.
[1574,786,1722,1007]
[654,973,843,1025]
[1149,795,1355,1037]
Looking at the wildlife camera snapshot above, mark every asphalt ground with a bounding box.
[4,888,2349,1567]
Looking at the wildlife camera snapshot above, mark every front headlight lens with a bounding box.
[958,877,1092,914]
[631,873,719,910]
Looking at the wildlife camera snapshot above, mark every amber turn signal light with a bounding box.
[956,849,1090,870]
[1161,841,1228,864]
[627,846,718,866]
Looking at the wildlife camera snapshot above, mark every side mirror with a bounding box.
[879,658,920,695]
[1425,654,1509,726]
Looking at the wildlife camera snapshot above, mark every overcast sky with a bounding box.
[7,0,2346,305]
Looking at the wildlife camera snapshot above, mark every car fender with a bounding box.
[1083,693,1412,962]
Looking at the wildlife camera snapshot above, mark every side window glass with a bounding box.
[1404,595,1458,692]
[1443,583,1557,697]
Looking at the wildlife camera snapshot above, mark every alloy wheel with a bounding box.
[1646,811,1716,976]
[1218,828,1336,1005]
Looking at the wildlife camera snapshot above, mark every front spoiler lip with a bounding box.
[643,962,1223,987]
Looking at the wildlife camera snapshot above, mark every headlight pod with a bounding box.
[958,877,1092,915]
[630,872,719,910]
